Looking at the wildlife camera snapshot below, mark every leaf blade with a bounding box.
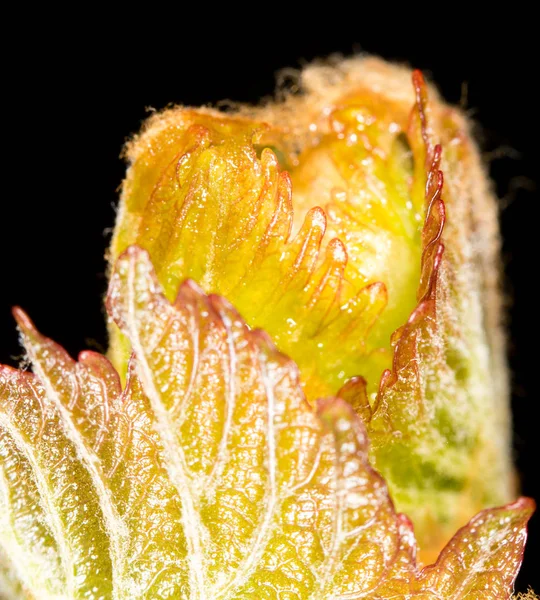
[0,366,113,598]
[14,311,191,598]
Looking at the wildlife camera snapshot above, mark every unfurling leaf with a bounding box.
[109,109,392,403]
[0,247,533,598]
[109,58,514,555]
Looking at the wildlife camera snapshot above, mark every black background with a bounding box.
[2,15,538,594]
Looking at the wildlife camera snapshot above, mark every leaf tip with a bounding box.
[12,306,35,334]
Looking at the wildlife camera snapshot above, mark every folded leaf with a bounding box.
[0,246,533,598]
[365,68,514,555]
[109,68,425,401]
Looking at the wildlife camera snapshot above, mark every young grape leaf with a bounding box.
[0,245,533,598]
[108,58,514,557]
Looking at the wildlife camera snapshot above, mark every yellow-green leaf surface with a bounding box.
[109,71,424,401]
[109,57,514,556]
[0,367,112,598]
[12,313,188,597]
[0,246,533,598]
